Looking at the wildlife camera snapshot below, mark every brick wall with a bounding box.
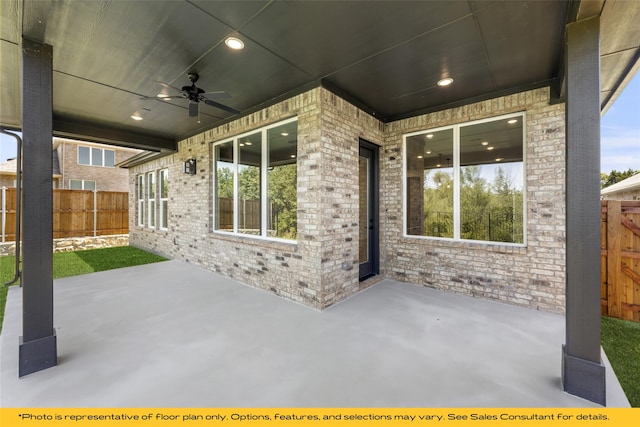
[129,86,567,312]
[130,89,326,308]
[317,90,385,306]
[58,140,138,191]
[383,88,566,312]
[0,176,14,187]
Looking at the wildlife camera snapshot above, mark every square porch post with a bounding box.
[19,38,57,377]
[562,16,606,405]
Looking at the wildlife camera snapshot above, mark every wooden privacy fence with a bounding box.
[217,197,261,231]
[1,187,128,241]
[601,200,640,321]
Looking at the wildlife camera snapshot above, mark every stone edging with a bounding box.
[0,234,129,256]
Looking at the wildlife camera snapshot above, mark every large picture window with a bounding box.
[213,117,297,241]
[404,113,525,244]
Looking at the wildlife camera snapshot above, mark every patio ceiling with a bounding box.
[1,0,639,151]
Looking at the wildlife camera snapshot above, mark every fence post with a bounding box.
[93,189,97,237]
[1,186,5,242]
[606,200,622,319]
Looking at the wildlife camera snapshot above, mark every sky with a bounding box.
[1,73,639,171]
[600,71,640,174]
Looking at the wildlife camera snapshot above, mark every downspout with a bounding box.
[0,128,22,286]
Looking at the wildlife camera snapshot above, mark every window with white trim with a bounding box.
[69,179,96,190]
[404,113,525,244]
[147,172,156,228]
[213,117,297,241]
[78,146,115,167]
[137,175,144,227]
[159,169,168,230]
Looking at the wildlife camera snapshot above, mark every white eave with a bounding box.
[601,172,640,195]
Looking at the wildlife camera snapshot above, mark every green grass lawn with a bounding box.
[601,316,640,407]
[0,246,167,334]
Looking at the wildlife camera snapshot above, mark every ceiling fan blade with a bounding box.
[203,99,240,115]
[188,101,199,117]
[154,80,184,93]
[140,95,184,102]
[201,91,231,99]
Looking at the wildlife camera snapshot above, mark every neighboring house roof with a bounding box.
[601,172,640,195]
[0,158,17,175]
[0,155,62,177]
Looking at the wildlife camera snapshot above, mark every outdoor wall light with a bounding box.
[183,158,197,175]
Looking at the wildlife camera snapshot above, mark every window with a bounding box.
[78,146,115,167]
[404,113,525,244]
[147,172,156,228]
[104,150,115,167]
[69,179,96,190]
[137,175,144,227]
[213,117,297,241]
[159,169,168,230]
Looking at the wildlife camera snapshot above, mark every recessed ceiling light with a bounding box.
[157,93,169,98]
[507,119,518,124]
[495,157,504,162]
[131,113,143,121]
[437,77,454,87]
[481,141,489,146]
[239,143,245,147]
[290,154,296,158]
[225,37,244,50]
[426,134,434,139]
[487,146,494,151]
[281,132,289,136]
[436,163,442,168]
[245,141,252,146]
[426,150,432,154]
[417,155,423,159]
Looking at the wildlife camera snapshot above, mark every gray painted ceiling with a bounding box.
[1,0,639,151]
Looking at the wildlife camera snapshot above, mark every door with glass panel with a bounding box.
[359,140,379,280]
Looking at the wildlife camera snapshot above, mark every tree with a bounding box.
[216,166,233,198]
[420,165,524,242]
[423,170,454,237]
[601,168,639,189]
[489,166,524,243]
[460,166,490,240]
[268,163,297,239]
[238,165,260,201]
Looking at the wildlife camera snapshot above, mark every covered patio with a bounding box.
[0,261,629,407]
[2,0,640,405]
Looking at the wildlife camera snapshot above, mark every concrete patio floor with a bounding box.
[0,260,629,407]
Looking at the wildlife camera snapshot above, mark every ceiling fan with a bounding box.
[144,72,240,117]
